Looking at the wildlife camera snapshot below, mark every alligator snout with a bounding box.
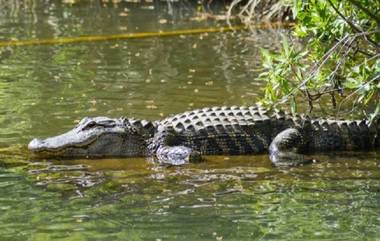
[28,138,45,151]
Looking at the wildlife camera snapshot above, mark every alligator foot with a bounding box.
[155,146,202,166]
[269,128,314,167]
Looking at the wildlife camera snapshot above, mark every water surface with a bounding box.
[0,1,379,240]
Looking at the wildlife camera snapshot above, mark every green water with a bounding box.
[0,1,380,240]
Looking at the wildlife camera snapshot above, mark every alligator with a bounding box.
[28,105,379,166]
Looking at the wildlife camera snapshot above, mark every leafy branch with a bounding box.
[256,0,379,122]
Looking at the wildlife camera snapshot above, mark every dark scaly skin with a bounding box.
[28,105,380,166]
[149,105,379,165]
[268,118,378,165]
[150,105,274,155]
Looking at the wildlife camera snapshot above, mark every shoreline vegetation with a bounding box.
[227,0,379,122]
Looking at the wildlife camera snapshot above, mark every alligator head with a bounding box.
[28,117,147,158]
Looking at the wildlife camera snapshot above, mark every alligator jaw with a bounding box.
[27,130,98,157]
[28,137,94,153]
[28,138,72,157]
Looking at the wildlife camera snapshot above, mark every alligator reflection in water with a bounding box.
[28,105,379,166]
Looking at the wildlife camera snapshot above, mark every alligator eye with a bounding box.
[98,120,116,127]
[82,121,97,131]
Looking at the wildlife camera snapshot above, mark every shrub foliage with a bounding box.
[258,0,379,122]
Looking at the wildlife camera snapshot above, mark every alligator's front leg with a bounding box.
[156,145,202,165]
[269,128,314,166]
[147,130,202,166]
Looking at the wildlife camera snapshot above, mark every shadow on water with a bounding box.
[0,0,380,240]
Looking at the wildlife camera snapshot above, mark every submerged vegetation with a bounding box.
[232,0,379,121]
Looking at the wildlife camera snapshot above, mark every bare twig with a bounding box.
[347,0,380,25]
[345,73,380,99]
[327,0,363,33]
[277,31,376,107]
[339,73,380,110]
[326,0,380,48]
[325,35,356,90]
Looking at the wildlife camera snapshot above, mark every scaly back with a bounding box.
[155,105,283,155]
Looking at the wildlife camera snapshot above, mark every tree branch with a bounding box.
[327,0,362,32]
[346,0,380,26]
[326,0,380,48]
